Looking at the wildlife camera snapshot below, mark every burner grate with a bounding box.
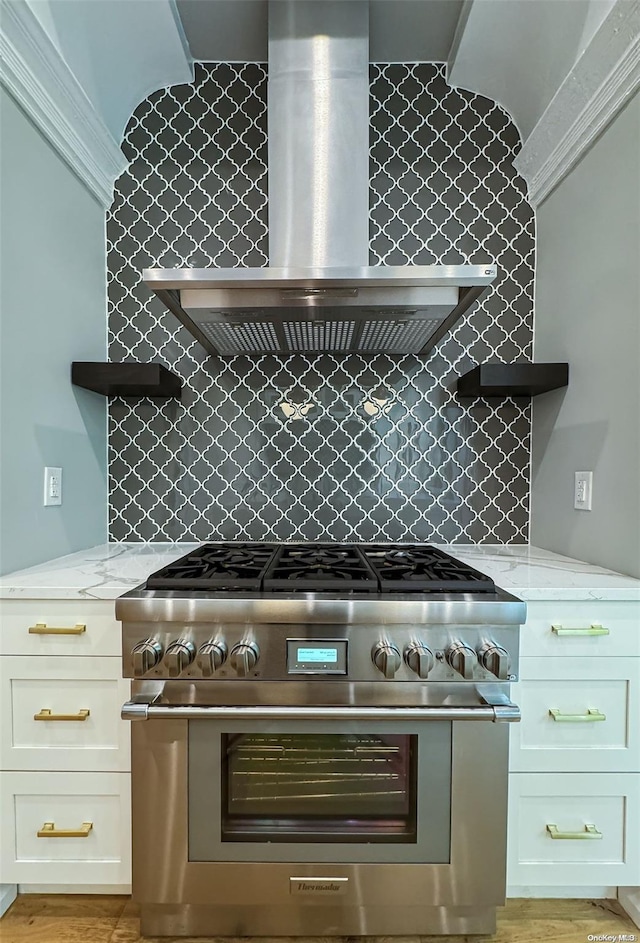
[362,545,496,593]
[146,543,279,591]
[263,545,379,592]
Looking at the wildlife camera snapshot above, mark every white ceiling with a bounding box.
[175,0,465,62]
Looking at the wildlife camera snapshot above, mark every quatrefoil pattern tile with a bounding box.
[107,62,534,543]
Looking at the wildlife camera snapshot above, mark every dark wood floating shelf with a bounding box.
[71,362,182,398]
[457,363,569,398]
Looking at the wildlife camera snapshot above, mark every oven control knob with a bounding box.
[131,638,163,676]
[372,643,402,679]
[230,642,260,677]
[404,644,434,679]
[197,640,228,677]
[446,642,477,680]
[478,643,510,681]
[164,639,196,677]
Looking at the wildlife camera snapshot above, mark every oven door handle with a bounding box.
[121,701,521,723]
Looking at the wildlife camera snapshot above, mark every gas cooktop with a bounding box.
[144,542,496,594]
[118,541,525,686]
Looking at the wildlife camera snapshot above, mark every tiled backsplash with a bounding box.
[107,63,534,543]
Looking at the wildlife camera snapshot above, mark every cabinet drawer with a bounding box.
[521,601,640,657]
[0,600,120,656]
[0,657,130,772]
[507,772,640,886]
[0,771,131,884]
[510,658,640,772]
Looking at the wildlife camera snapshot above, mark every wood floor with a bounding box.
[0,896,638,943]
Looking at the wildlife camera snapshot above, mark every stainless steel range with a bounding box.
[117,542,525,937]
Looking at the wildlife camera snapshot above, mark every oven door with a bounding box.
[189,718,450,864]
[126,698,518,934]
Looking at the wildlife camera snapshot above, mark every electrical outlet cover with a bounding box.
[43,467,62,506]
[574,471,592,511]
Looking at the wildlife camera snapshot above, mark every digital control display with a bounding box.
[287,639,347,675]
[297,647,338,664]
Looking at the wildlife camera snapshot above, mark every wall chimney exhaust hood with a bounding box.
[144,2,496,357]
[145,265,497,356]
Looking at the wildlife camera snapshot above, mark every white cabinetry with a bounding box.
[508,600,640,892]
[0,600,131,889]
[510,657,639,773]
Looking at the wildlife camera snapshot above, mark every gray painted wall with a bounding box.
[530,90,640,578]
[449,0,615,138]
[25,0,192,143]
[0,88,108,575]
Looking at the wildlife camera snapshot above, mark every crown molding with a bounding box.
[0,0,127,208]
[514,0,640,207]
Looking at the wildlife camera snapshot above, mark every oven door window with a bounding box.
[222,732,416,842]
[189,720,451,864]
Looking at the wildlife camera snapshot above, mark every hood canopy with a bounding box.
[145,2,496,357]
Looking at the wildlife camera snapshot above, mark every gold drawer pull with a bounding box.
[34,708,90,722]
[551,624,609,637]
[548,708,606,723]
[37,821,93,838]
[546,823,602,840]
[29,623,86,636]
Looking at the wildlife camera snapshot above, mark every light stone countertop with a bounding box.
[0,543,639,602]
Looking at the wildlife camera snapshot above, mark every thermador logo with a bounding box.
[289,877,348,895]
[299,883,340,892]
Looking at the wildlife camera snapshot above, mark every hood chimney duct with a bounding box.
[267,1,370,269]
